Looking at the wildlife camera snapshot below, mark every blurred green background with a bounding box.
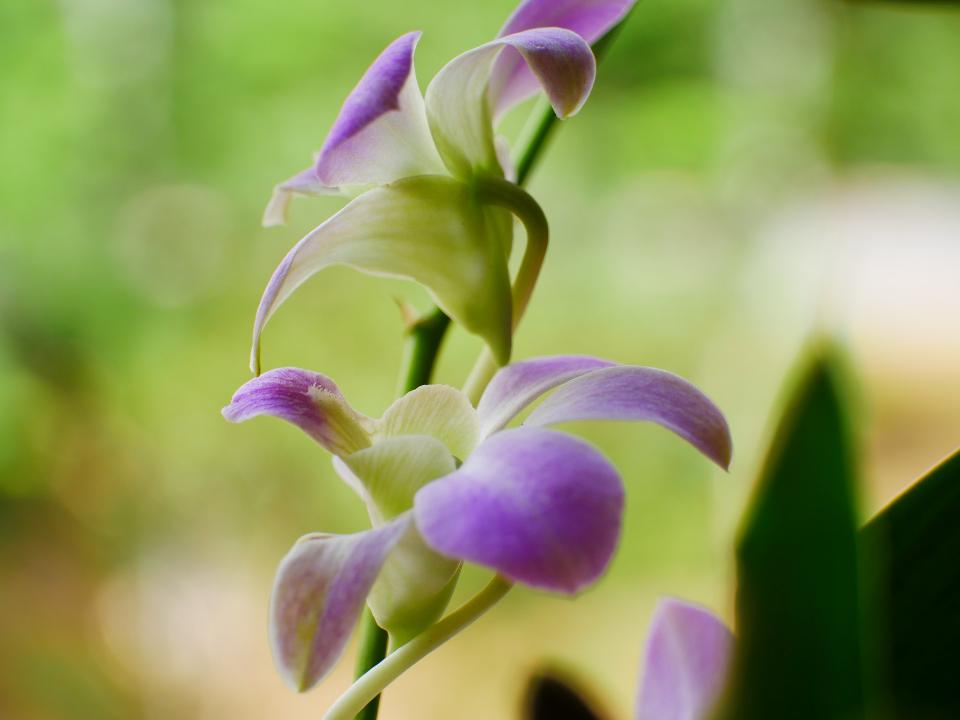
[2,0,960,717]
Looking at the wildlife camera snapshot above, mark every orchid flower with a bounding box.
[223,355,731,696]
[252,0,637,373]
[636,598,734,720]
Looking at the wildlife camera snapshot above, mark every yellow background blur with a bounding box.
[2,0,959,717]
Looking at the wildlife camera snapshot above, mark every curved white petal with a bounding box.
[425,28,596,178]
[250,175,513,373]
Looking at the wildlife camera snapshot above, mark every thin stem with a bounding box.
[352,609,389,720]
[328,577,514,720]
[513,96,557,187]
[396,308,453,395]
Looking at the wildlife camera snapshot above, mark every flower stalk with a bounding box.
[331,576,514,720]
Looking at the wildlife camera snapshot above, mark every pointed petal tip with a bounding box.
[262,165,341,227]
[221,402,238,423]
[717,428,733,472]
[262,191,289,228]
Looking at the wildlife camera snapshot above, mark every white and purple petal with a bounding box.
[636,598,734,720]
[492,0,636,117]
[525,365,733,470]
[477,355,616,436]
[425,28,596,177]
[263,163,340,227]
[222,367,373,456]
[313,32,445,188]
[414,427,623,594]
[269,518,409,692]
[250,176,513,373]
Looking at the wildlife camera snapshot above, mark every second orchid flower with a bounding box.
[224,355,730,691]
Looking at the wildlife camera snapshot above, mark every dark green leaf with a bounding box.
[716,350,868,720]
[861,450,960,718]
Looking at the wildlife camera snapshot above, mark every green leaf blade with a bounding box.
[717,351,867,719]
[861,450,960,718]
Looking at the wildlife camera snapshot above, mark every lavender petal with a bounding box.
[222,367,373,456]
[476,355,616,436]
[636,598,734,720]
[269,518,409,691]
[426,28,596,177]
[492,0,636,117]
[313,32,444,188]
[525,366,733,470]
[414,427,624,594]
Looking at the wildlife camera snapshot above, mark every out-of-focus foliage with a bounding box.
[715,349,868,719]
[523,671,606,720]
[862,451,960,718]
[3,0,960,718]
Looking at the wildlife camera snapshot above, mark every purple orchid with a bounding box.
[252,0,637,373]
[223,355,731,692]
[636,598,734,720]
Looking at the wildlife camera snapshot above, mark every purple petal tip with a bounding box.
[223,367,371,455]
[315,31,422,184]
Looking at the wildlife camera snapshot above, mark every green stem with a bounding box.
[352,609,389,720]
[396,308,453,395]
[330,577,514,720]
[513,96,558,187]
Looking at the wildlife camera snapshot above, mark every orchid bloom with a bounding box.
[223,355,731,692]
[252,0,637,373]
[636,598,734,720]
